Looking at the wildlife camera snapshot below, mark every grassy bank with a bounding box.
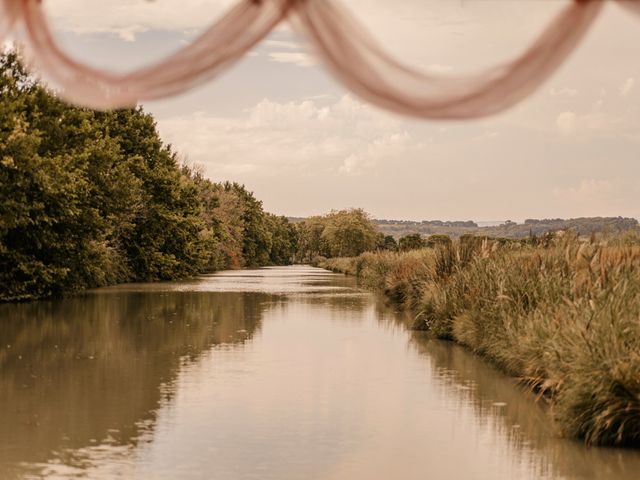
[317,233,640,447]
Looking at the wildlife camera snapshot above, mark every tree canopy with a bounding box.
[295,208,378,261]
[0,51,298,301]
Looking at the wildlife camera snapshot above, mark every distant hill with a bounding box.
[373,217,639,239]
[288,216,640,239]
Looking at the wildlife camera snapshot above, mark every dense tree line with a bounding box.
[0,52,297,301]
[186,174,298,270]
[376,216,639,239]
[376,219,478,228]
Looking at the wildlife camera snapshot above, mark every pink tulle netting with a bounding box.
[0,0,638,118]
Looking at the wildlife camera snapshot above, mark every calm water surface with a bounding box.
[1,266,639,479]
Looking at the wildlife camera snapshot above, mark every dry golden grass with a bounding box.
[320,233,640,446]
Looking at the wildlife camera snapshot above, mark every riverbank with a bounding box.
[5,266,640,478]
[316,233,640,447]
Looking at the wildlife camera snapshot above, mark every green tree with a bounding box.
[221,182,272,267]
[379,234,398,251]
[0,52,208,300]
[1,50,303,301]
[320,208,377,258]
[295,216,328,262]
[426,234,452,248]
[268,214,298,265]
[398,233,426,251]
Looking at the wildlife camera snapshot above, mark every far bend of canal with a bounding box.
[1,266,639,480]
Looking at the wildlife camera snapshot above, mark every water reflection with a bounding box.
[0,266,638,479]
[407,336,640,480]
[0,290,270,479]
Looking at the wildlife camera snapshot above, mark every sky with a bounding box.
[38,0,640,221]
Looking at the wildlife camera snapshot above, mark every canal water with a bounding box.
[1,266,639,479]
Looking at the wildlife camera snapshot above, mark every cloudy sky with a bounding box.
[41,0,640,221]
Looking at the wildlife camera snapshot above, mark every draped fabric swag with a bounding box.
[0,0,637,118]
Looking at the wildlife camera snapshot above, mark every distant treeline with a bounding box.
[0,52,297,301]
[375,219,478,228]
[374,216,639,239]
[290,215,640,240]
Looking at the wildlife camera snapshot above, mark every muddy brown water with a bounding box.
[1,266,639,479]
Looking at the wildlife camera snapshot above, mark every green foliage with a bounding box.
[380,234,398,251]
[321,209,377,258]
[1,51,297,301]
[228,182,272,267]
[295,216,327,262]
[375,217,640,240]
[295,208,377,261]
[426,234,452,248]
[182,179,297,270]
[398,233,426,251]
[268,214,298,266]
[0,52,153,299]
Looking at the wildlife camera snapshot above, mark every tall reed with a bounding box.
[318,233,640,446]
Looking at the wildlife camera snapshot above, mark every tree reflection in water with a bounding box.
[0,290,270,478]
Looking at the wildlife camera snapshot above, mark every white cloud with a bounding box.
[339,131,411,176]
[620,77,635,96]
[549,87,579,97]
[157,95,416,178]
[553,179,617,206]
[553,108,639,139]
[44,0,237,39]
[260,38,315,69]
[472,131,500,141]
[116,25,145,42]
[263,40,302,50]
[555,111,576,135]
[267,52,318,68]
[562,178,614,195]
